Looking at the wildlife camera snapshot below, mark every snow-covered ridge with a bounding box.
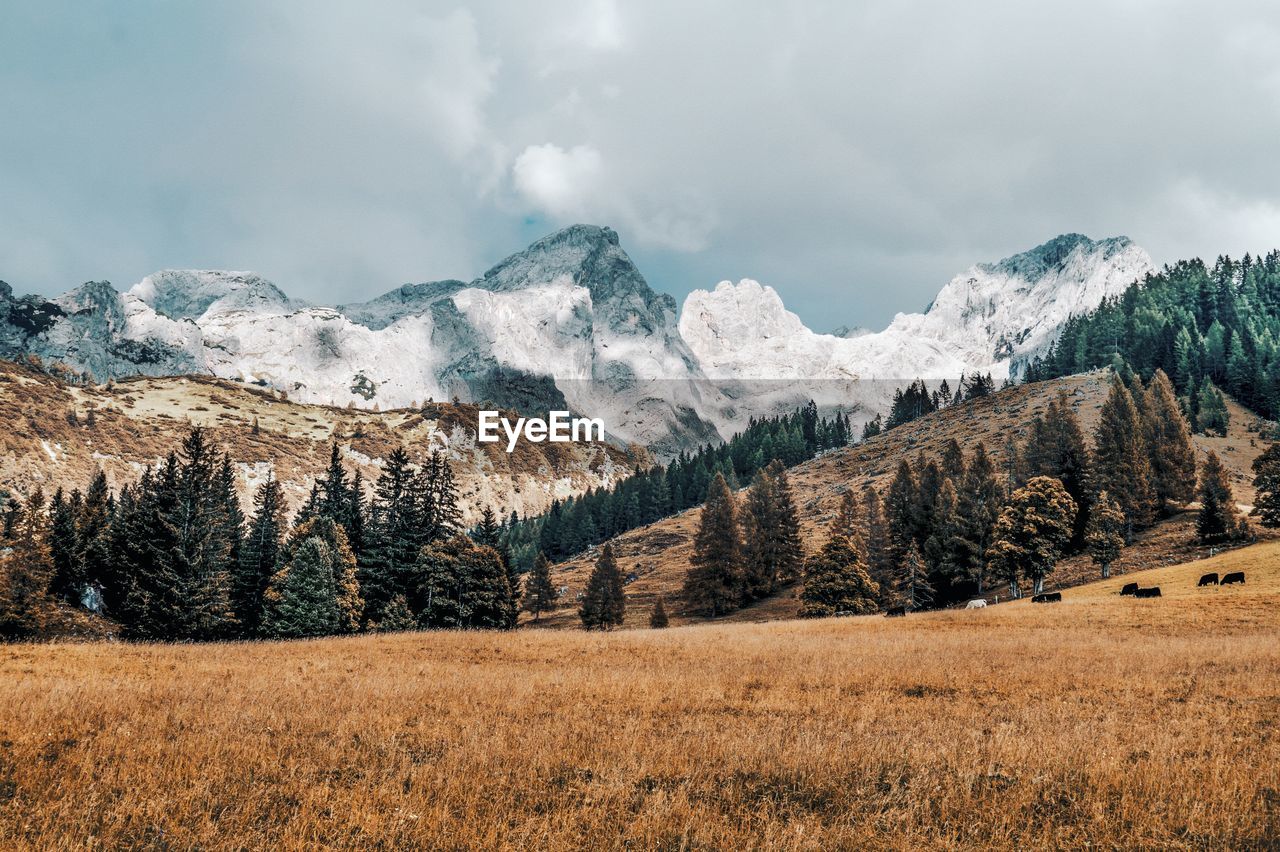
[0,227,1152,456]
[680,234,1153,384]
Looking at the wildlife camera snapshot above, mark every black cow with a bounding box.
[1031,592,1062,603]
[885,606,907,618]
[1198,572,1219,587]
[1221,571,1246,585]
[1134,586,1162,598]
[1120,582,1139,596]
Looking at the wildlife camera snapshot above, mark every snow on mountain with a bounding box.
[679,234,1153,426]
[0,228,1151,455]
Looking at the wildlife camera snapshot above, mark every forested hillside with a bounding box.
[1026,251,1280,425]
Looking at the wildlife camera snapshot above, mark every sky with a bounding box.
[3,1,1280,331]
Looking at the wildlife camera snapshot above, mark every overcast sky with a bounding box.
[3,1,1280,329]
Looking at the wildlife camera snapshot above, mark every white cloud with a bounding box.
[511,142,714,252]
[512,143,604,219]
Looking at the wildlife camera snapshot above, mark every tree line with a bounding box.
[686,367,1260,619]
[520,403,852,567]
[1024,251,1280,430]
[0,430,526,640]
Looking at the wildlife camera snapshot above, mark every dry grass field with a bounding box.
[2,543,1278,849]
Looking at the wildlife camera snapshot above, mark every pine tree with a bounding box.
[987,476,1077,597]
[649,597,669,628]
[1084,491,1125,579]
[799,521,879,618]
[235,473,285,635]
[1092,373,1158,538]
[579,543,626,630]
[829,491,865,561]
[48,488,80,602]
[521,551,558,622]
[683,473,742,617]
[1250,442,1280,527]
[1141,369,1197,511]
[1196,377,1230,436]
[1197,451,1243,544]
[76,470,112,600]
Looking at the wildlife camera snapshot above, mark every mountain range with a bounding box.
[0,226,1153,456]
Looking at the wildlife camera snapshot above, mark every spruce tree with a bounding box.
[683,473,742,617]
[922,477,966,602]
[885,459,920,560]
[649,597,669,628]
[263,517,363,637]
[579,542,626,629]
[1141,369,1197,511]
[361,448,423,623]
[1196,451,1243,544]
[799,521,879,618]
[521,551,558,622]
[1092,373,1158,538]
[1023,394,1091,544]
[1085,491,1125,579]
[235,473,285,635]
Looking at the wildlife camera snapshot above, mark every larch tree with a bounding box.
[1084,491,1125,579]
[683,473,742,617]
[890,542,934,611]
[740,461,803,601]
[986,476,1077,597]
[1250,442,1280,528]
[1141,369,1197,512]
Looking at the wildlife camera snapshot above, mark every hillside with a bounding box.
[538,371,1273,628]
[0,359,638,522]
[3,541,1276,848]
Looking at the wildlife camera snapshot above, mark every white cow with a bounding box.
[965,599,987,609]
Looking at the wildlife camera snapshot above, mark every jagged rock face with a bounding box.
[679,234,1154,424]
[0,226,721,456]
[0,228,1151,456]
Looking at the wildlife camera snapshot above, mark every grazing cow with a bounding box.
[885,606,907,618]
[965,599,987,609]
[1134,586,1162,598]
[1120,582,1139,596]
[1221,571,1246,585]
[1032,592,1062,603]
[1198,572,1219,587]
